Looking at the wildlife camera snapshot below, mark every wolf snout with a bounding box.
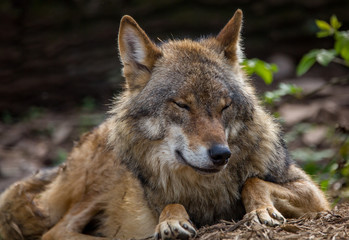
[208,145,231,166]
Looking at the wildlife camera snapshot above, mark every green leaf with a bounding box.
[341,164,349,177]
[279,83,302,96]
[339,138,349,159]
[263,91,278,105]
[335,31,349,62]
[316,49,337,66]
[289,84,303,95]
[297,49,339,75]
[330,15,342,30]
[320,179,329,191]
[262,83,302,105]
[255,61,273,85]
[241,58,278,85]
[315,19,331,31]
[241,59,257,75]
[270,63,278,72]
[342,47,349,63]
[317,30,331,38]
[297,50,318,76]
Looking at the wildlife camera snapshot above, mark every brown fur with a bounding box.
[0,10,329,240]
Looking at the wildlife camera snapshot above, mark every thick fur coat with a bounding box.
[0,10,329,240]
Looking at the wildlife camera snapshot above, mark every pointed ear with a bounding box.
[216,9,243,63]
[118,15,162,90]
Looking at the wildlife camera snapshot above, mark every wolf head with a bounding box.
[114,10,256,175]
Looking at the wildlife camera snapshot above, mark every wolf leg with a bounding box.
[0,168,59,240]
[155,204,196,240]
[241,165,330,226]
[42,199,106,240]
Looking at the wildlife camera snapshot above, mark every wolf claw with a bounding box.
[155,219,196,240]
[244,206,286,227]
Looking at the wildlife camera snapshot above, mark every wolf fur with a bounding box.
[0,10,329,240]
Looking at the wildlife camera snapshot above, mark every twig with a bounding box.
[220,219,235,225]
[226,215,253,232]
[331,216,349,224]
[331,57,349,67]
[301,74,349,99]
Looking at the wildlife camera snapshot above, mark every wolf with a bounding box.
[0,10,329,240]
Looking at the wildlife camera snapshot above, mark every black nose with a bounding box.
[208,145,231,166]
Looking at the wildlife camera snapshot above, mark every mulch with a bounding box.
[196,202,349,240]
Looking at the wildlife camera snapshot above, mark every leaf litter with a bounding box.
[195,202,349,240]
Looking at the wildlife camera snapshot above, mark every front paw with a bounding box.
[155,219,196,240]
[244,205,286,226]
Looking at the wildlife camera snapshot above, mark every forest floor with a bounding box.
[197,202,349,239]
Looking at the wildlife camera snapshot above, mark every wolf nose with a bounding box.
[208,145,231,166]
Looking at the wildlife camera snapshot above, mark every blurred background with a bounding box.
[0,0,348,202]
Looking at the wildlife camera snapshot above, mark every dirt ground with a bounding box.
[196,202,349,240]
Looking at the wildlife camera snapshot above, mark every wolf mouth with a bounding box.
[175,150,221,174]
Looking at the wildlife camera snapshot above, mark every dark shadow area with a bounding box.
[1,0,348,114]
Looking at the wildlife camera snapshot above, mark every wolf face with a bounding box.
[116,11,254,175]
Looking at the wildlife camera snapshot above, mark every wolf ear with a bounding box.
[118,15,162,90]
[216,9,243,63]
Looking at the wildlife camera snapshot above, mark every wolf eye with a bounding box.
[222,103,231,112]
[173,101,190,111]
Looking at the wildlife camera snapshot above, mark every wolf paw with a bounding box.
[244,206,286,226]
[155,219,196,240]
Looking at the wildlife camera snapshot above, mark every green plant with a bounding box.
[242,58,278,85]
[241,59,302,105]
[263,83,302,105]
[297,15,349,76]
[285,123,349,194]
[324,129,349,195]
[293,16,349,198]
[243,16,349,201]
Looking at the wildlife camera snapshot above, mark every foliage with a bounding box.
[263,83,302,105]
[325,130,349,195]
[293,16,349,198]
[241,58,302,105]
[242,58,278,85]
[243,16,349,200]
[297,15,349,76]
[286,124,349,196]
